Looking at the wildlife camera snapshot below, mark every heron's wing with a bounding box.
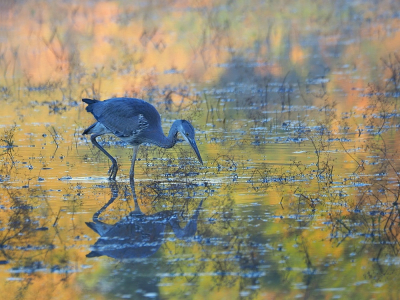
[89,98,161,138]
[99,112,147,138]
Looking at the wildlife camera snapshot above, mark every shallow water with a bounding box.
[1,0,400,299]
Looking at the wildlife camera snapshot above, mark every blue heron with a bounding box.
[82,97,203,180]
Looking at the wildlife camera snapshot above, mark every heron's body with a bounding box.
[82,97,202,180]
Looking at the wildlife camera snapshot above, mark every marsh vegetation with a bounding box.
[0,0,400,299]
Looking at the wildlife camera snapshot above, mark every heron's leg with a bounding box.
[129,177,141,214]
[92,183,119,222]
[91,134,118,180]
[129,145,139,181]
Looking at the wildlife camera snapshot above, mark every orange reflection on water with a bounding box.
[0,0,400,299]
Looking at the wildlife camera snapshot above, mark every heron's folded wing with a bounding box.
[94,100,149,137]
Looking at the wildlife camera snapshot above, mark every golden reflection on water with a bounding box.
[0,0,400,299]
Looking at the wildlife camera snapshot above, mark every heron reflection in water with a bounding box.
[82,98,203,180]
[86,180,203,259]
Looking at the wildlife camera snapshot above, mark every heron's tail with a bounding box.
[82,98,99,105]
[82,98,100,115]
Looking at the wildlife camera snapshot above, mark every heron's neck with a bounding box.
[155,122,179,149]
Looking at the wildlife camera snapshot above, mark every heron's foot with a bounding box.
[108,163,118,181]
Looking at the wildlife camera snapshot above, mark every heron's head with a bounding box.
[176,120,203,165]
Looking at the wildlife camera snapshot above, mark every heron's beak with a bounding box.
[183,135,203,165]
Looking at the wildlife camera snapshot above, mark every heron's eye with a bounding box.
[186,133,189,136]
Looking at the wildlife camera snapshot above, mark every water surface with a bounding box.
[1,1,400,299]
